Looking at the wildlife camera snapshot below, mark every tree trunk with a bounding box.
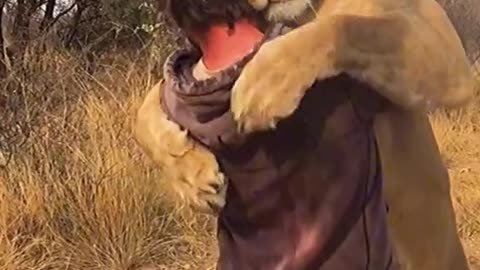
[13,0,29,44]
[40,0,56,32]
[12,0,30,65]
[0,0,7,77]
[64,4,84,48]
[11,0,43,65]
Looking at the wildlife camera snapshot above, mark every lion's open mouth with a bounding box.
[198,19,265,71]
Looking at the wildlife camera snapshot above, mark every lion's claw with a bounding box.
[168,145,228,215]
[176,172,227,215]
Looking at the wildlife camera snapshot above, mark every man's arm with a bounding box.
[134,80,226,214]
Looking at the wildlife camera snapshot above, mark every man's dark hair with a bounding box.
[159,0,261,31]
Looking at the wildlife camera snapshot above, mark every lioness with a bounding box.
[229,1,474,269]
[134,0,475,269]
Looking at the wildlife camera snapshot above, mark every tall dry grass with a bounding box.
[0,47,478,269]
[431,81,480,266]
[0,49,217,270]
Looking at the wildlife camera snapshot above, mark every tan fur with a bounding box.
[375,109,469,270]
[247,0,268,10]
[134,81,226,214]
[234,0,474,269]
[232,0,475,132]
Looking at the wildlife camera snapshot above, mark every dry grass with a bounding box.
[0,49,478,269]
[431,82,480,267]
[0,50,217,270]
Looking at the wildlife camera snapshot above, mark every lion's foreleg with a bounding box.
[134,81,226,214]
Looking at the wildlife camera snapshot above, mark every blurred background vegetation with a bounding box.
[0,2,218,270]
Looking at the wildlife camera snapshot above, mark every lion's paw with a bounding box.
[231,37,318,134]
[169,144,227,215]
[174,177,227,215]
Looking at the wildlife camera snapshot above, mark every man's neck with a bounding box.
[195,19,264,71]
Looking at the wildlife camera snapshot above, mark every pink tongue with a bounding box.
[199,19,264,71]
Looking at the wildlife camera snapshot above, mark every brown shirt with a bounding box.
[161,25,399,270]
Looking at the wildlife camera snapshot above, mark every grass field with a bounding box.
[430,87,480,267]
[0,51,478,269]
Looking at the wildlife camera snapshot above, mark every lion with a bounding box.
[230,0,475,269]
[134,0,475,269]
